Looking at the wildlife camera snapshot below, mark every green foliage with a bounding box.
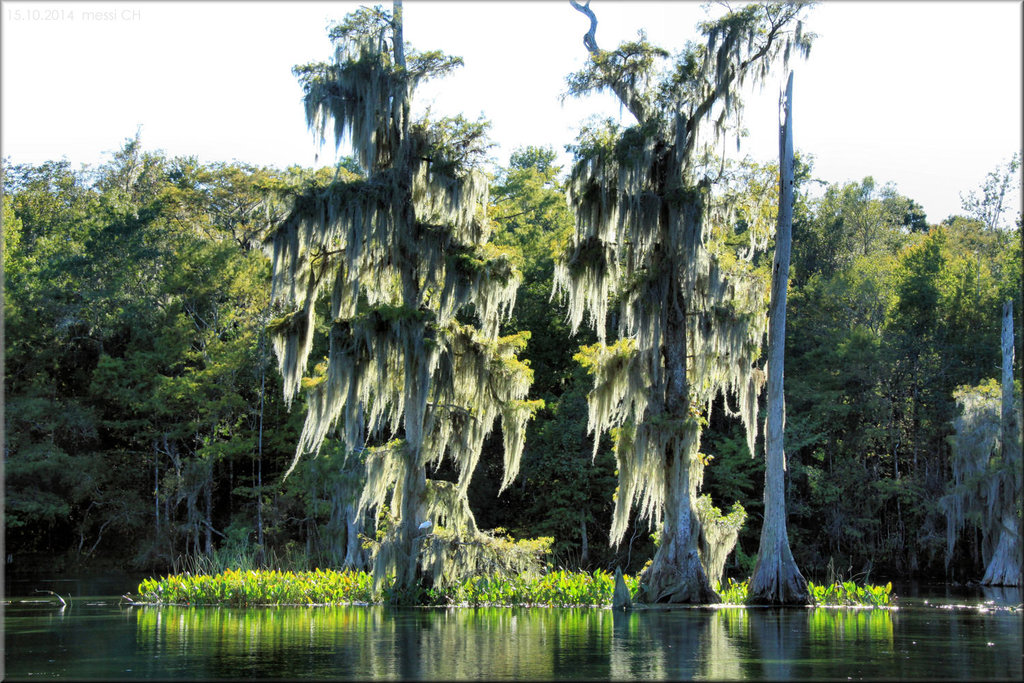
[413,114,494,177]
[136,567,642,608]
[474,146,614,569]
[455,568,640,607]
[3,138,299,569]
[712,578,893,607]
[808,580,893,607]
[714,577,750,604]
[136,568,375,606]
[781,158,1022,580]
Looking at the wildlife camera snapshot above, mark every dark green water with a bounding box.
[4,579,1021,680]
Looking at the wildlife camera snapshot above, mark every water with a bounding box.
[4,578,1021,680]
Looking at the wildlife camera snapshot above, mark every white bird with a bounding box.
[418,520,433,530]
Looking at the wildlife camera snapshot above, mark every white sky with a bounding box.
[2,0,1021,224]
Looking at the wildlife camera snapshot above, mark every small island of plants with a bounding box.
[134,567,892,609]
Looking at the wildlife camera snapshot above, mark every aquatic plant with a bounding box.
[136,568,376,606]
[455,569,642,607]
[808,580,893,607]
[137,567,890,608]
[714,577,750,605]
[713,578,893,607]
[135,567,644,608]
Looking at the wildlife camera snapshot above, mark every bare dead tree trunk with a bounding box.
[982,300,1022,586]
[748,71,809,604]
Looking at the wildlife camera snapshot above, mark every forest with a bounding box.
[3,1,1021,598]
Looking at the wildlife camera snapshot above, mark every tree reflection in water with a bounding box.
[126,602,1024,680]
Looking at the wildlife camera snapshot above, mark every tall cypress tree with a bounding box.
[267,2,538,598]
[558,1,813,603]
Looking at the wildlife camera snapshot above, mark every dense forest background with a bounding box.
[3,134,1020,584]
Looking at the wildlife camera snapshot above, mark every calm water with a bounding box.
[3,577,1021,680]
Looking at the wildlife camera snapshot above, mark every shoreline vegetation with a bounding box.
[132,568,893,609]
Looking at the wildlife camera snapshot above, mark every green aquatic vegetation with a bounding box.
[136,568,375,606]
[808,580,893,607]
[712,578,894,607]
[136,568,642,608]
[714,577,751,605]
[455,569,641,607]
[138,568,890,608]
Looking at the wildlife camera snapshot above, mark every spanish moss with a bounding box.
[266,2,539,597]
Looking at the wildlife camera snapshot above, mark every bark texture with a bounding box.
[641,428,718,604]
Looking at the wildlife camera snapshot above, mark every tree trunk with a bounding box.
[381,0,431,599]
[394,454,428,595]
[749,71,808,605]
[982,300,1021,586]
[641,429,718,604]
[344,504,366,569]
[256,453,264,560]
[640,293,718,604]
[983,511,1021,586]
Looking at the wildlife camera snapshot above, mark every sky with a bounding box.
[2,0,1021,224]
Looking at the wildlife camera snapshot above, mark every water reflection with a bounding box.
[131,605,896,679]
[609,608,742,679]
[5,599,1020,680]
[133,605,618,679]
[748,609,809,679]
[980,585,1022,606]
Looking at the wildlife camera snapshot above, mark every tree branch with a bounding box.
[686,9,793,145]
[569,0,599,54]
[568,0,651,123]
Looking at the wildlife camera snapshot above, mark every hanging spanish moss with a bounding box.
[943,302,1022,586]
[696,494,747,588]
[559,1,812,603]
[266,2,540,598]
